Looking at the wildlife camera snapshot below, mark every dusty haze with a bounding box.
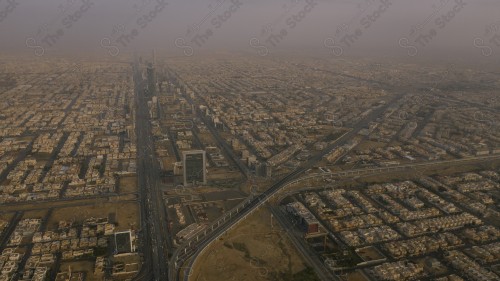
[0,0,499,64]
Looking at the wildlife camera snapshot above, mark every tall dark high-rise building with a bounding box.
[182,150,207,186]
[146,63,156,96]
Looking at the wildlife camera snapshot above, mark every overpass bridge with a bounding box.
[169,154,500,280]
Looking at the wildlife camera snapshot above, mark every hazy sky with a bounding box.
[0,0,499,63]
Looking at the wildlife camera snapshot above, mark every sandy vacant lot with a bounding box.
[190,208,315,281]
[48,202,139,232]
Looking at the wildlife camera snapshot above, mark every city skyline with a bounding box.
[0,1,499,281]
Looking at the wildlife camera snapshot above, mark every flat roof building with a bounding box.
[182,150,206,186]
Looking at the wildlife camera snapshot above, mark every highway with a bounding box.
[170,73,250,178]
[168,81,500,280]
[132,62,171,281]
[269,206,338,281]
[168,91,406,280]
[161,66,499,280]
[174,153,500,280]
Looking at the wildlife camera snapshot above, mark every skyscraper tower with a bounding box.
[182,150,207,186]
[146,63,156,96]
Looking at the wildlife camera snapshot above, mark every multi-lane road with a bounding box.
[133,62,172,281]
[167,80,499,280]
[131,65,498,281]
[167,88,407,280]
[269,205,339,281]
[173,153,500,280]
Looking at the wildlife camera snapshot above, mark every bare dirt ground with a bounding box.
[48,202,139,232]
[58,261,102,281]
[119,176,137,194]
[190,208,313,281]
